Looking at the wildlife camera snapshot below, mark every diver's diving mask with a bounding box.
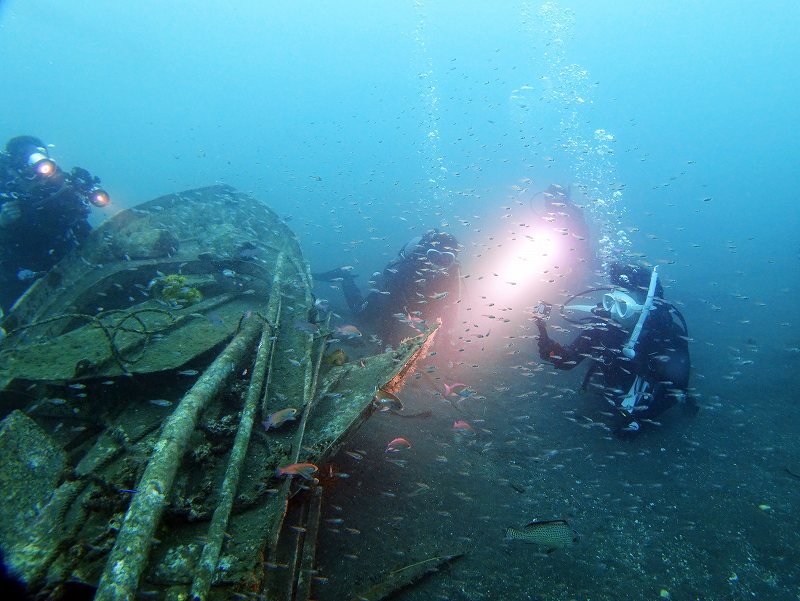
[426,248,456,267]
[602,290,643,321]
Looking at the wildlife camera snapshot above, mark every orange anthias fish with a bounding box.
[263,407,298,430]
[275,462,318,480]
[400,311,427,333]
[385,437,412,453]
[452,420,475,435]
[444,382,469,397]
[335,324,362,339]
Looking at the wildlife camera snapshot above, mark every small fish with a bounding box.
[207,312,224,327]
[294,320,320,335]
[444,382,469,397]
[263,407,299,430]
[392,409,432,419]
[429,291,449,300]
[322,349,348,366]
[399,311,428,332]
[373,389,403,412]
[505,519,579,551]
[452,420,476,435]
[386,437,412,453]
[407,482,431,497]
[334,325,362,339]
[178,369,199,376]
[148,399,173,407]
[275,462,318,480]
[17,268,37,281]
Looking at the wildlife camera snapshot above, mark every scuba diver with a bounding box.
[534,261,697,435]
[0,136,110,313]
[314,230,462,347]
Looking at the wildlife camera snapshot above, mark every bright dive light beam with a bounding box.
[461,230,564,352]
[499,233,560,285]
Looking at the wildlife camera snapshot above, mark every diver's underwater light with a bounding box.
[27,152,57,177]
[88,187,110,207]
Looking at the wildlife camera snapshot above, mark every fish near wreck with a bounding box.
[322,348,348,366]
[505,519,579,552]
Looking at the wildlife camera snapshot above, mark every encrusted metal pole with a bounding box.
[264,297,328,556]
[188,263,282,600]
[290,311,331,465]
[189,322,273,601]
[95,316,263,601]
[260,253,285,419]
[295,485,324,601]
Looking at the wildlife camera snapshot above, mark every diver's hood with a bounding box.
[399,231,461,263]
[609,262,663,298]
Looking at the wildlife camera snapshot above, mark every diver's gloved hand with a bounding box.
[0,201,22,227]
[534,317,560,360]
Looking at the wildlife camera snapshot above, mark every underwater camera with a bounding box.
[70,167,110,207]
[533,300,552,320]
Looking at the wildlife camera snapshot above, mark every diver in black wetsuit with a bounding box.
[534,261,697,434]
[0,136,110,313]
[314,230,462,346]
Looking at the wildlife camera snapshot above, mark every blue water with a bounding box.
[2,1,799,599]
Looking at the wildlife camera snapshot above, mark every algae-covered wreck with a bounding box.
[0,185,436,600]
